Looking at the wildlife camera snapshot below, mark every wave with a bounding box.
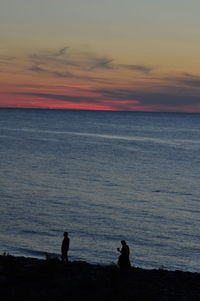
[21,230,54,237]
[1,126,185,146]
[15,247,60,259]
[152,190,193,196]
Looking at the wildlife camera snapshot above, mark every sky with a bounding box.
[1,0,200,112]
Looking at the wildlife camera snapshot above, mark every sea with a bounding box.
[0,109,200,272]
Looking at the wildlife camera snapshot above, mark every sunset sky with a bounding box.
[1,0,200,112]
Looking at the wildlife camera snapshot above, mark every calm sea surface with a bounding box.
[0,109,200,272]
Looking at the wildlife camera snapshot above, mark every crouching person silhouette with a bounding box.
[61,232,70,262]
[117,240,131,270]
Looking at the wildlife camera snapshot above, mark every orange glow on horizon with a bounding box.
[1,1,200,113]
[1,46,200,113]
[1,91,200,113]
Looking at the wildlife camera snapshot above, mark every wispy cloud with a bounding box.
[0,56,17,64]
[2,45,200,112]
[95,86,200,109]
[15,92,100,105]
[50,70,75,78]
[27,63,76,78]
[26,47,115,81]
[27,46,153,77]
[15,83,200,112]
[28,47,113,71]
[28,64,45,72]
[120,64,154,73]
[171,73,200,88]
[54,46,69,57]
[89,58,113,70]
[0,45,154,81]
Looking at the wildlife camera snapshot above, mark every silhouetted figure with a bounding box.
[117,240,131,270]
[61,232,70,262]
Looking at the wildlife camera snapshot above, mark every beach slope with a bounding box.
[1,255,200,300]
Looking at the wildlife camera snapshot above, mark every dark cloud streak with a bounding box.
[54,46,69,57]
[15,86,200,110]
[120,64,154,73]
[96,87,200,107]
[28,47,153,76]
[15,92,100,104]
[89,58,113,70]
[172,73,200,88]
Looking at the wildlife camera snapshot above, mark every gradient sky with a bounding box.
[1,0,200,112]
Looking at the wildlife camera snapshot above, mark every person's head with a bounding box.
[64,232,68,237]
[121,240,126,246]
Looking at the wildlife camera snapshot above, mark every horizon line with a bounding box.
[0,107,199,115]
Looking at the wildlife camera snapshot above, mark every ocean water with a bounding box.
[0,109,200,272]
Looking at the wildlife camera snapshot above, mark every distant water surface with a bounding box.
[0,109,200,272]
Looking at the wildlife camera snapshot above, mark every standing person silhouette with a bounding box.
[61,232,70,262]
[117,240,131,270]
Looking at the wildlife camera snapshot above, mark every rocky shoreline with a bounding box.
[1,254,200,300]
